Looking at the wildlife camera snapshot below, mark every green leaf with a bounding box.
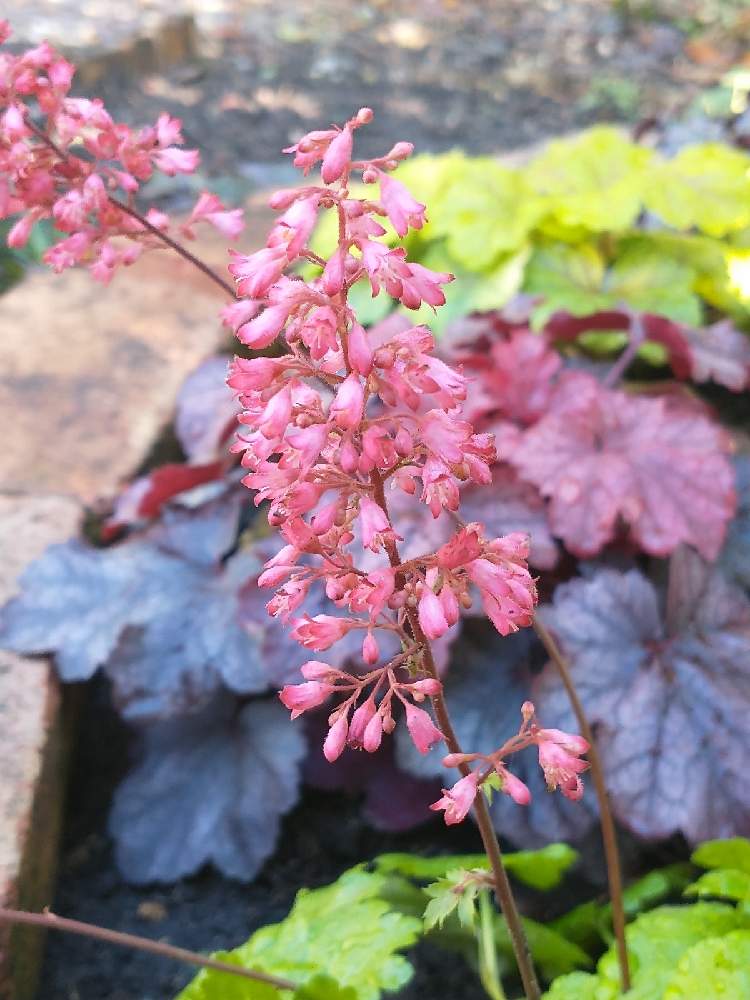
[524,243,609,324]
[177,868,420,1000]
[174,952,281,1000]
[527,127,652,232]
[524,242,702,326]
[596,903,746,1000]
[374,843,577,891]
[685,868,750,902]
[663,930,750,998]
[605,245,702,324]
[502,844,579,891]
[542,971,606,1000]
[549,900,605,954]
[423,870,479,931]
[430,159,543,269]
[294,976,357,1000]
[692,837,750,875]
[621,864,696,918]
[518,919,593,981]
[644,144,750,237]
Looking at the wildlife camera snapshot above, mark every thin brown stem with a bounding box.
[371,470,541,1000]
[23,116,236,299]
[108,196,236,298]
[0,908,297,991]
[533,617,631,993]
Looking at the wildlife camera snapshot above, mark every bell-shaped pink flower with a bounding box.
[404,702,444,754]
[430,771,480,826]
[237,304,289,348]
[379,172,426,237]
[321,125,353,184]
[279,680,334,719]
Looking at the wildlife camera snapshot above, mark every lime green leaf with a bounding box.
[175,952,280,1000]
[644,144,750,237]
[524,244,609,324]
[550,900,605,954]
[685,868,750,902]
[294,976,357,1000]
[621,864,696,918]
[524,242,702,326]
[663,930,750,998]
[502,844,579,891]
[517,919,593,980]
[692,837,750,875]
[605,245,702,325]
[375,843,577,891]
[177,868,420,1000]
[527,127,652,232]
[429,160,543,268]
[596,903,746,1000]
[542,971,606,1000]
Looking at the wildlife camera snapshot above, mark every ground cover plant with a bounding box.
[2,15,750,999]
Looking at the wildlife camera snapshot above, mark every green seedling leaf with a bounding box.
[685,868,750,902]
[177,868,420,1000]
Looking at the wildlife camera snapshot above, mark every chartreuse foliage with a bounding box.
[177,839,750,999]
[545,837,750,999]
[176,868,420,1000]
[310,127,750,333]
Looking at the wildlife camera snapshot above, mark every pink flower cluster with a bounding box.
[432,703,590,825]
[223,108,587,822]
[0,20,243,282]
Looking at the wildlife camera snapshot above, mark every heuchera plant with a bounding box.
[0,21,595,996]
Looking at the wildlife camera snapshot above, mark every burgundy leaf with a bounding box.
[512,372,736,559]
[110,695,305,882]
[533,555,750,842]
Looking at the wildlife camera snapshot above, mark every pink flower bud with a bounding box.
[349,697,376,745]
[404,703,444,754]
[409,678,442,697]
[236,304,289,348]
[329,373,364,430]
[311,500,339,535]
[418,587,450,640]
[363,712,383,752]
[497,766,532,806]
[323,715,349,762]
[268,188,300,210]
[322,247,346,296]
[347,323,374,375]
[300,660,335,681]
[259,385,292,439]
[321,126,353,184]
[439,585,460,627]
[362,631,379,664]
[355,107,374,125]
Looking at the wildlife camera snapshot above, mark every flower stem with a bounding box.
[0,907,297,990]
[533,617,631,992]
[371,470,541,1000]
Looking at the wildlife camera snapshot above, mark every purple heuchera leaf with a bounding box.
[533,552,750,843]
[721,456,750,592]
[0,490,289,721]
[175,355,239,463]
[395,621,598,847]
[109,695,305,882]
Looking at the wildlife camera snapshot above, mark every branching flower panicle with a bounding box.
[0,20,243,282]
[225,107,587,818]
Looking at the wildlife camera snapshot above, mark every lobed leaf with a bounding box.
[177,868,420,1000]
[533,557,750,842]
[110,696,305,883]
